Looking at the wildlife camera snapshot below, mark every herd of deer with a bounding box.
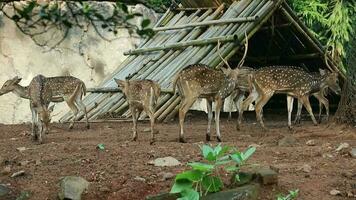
[0,34,341,144]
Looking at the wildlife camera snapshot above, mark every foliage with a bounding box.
[277,189,299,200]
[170,144,256,199]
[288,0,355,71]
[0,0,161,49]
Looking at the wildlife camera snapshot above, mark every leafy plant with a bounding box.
[277,189,299,200]
[288,0,355,72]
[170,144,256,199]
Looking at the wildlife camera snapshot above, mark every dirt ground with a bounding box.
[0,111,355,200]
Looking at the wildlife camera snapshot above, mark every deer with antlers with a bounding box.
[172,33,249,143]
[114,77,161,144]
[238,53,341,130]
[0,75,89,130]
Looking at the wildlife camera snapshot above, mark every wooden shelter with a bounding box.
[59,0,339,123]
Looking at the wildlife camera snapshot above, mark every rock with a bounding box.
[306,140,316,146]
[16,191,31,200]
[146,192,181,200]
[148,157,181,167]
[58,176,89,200]
[16,147,28,152]
[11,170,25,178]
[146,184,260,200]
[335,143,350,152]
[99,186,110,193]
[256,167,278,185]
[278,136,297,147]
[330,189,341,196]
[134,176,146,182]
[35,160,42,165]
[158,172,175,181]
[322,153,334,158]
[300,164,312,173]
[0,184,10,197]
[349,148,356,158]
[248,144,261,148]
[1,166,11,175]
[19,160,30,166]
[203,184,260,200]
[143,128,151,132]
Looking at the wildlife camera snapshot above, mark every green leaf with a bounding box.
[213,144,222,156]
[175,170,203,182]
[242,147,256,160]
[96,143,105,150]
[141,19,151,28]
[224,165,239,172]
[235,174,240,182]
[178,189,199,200]
[217,145,231,157]
[230,153,243,165]
[188,162,214,172]
[201,145,215,161]
[116,2,128,13]
[201,176,223,193]
[170,180,192,194]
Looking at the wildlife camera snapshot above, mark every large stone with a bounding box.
[203,184,260,200]
[278,136,297,147]
[349,148,356,158]
[148,157,181,167]
[146,184,260,200]
[255,167,278,185]
[58,176,89,200]
[16,191,31,200]
[0,184,10,197]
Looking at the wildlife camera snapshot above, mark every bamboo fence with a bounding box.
[59,0,336,123]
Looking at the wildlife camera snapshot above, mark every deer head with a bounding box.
[217,31,249,81]
[38,104,55,134]
[114,78,129,96]
[0,76,22,95]
[323,49,342,95]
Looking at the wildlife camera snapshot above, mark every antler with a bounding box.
[324,46,332,70]
[217,40,232,69]
[237,31,249,68]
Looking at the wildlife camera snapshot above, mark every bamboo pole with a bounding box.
[86,87,173,93]
[153,16,258,32]
[280,6,342,76]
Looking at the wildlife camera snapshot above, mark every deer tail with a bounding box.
[152,83,161,107]
[81,82,87,97]
[172,75,179,95]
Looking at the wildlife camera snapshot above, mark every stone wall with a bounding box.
[0,3,159,124]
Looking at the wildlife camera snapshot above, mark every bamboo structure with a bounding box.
[59,0,339,123]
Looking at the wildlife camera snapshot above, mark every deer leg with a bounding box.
[300,96,318,125]
[66,99,79,129]
[287,96,294,130]
[237,89,258,130]
[313,93,328,123]
[206,100,213,142]
[235,92,245,122]
[30,103,38,141]
[144,106,156,145]
[75,98,90,129]
[178,97,196,143]
[215,98,223,142]
[131,107,139,141]
[255,93,272,130]
[294,100,303,125]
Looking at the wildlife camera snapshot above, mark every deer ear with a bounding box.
[220,67,231,76]
[48,105,55,113]
[114,78,127,89]
[319,69,326,76]
[12,76,22,84]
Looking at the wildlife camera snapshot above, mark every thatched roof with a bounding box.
[60,0,339,123]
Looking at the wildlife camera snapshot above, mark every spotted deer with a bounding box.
[239,65,341,130]
[114,78,161,144]
[0,76,63,102]
[172,33,249,143]
[293,70,340,124]
[0,75,89,130]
